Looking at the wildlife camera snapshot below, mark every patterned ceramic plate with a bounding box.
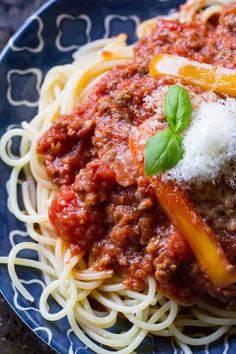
[1,0,236,353]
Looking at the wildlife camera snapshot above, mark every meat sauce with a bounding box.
[37,5,236,304]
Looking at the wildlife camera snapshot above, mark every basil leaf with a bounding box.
[164,84,192,133]
[144,128,184,176]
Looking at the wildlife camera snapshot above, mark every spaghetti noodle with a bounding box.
[1,1,236,353]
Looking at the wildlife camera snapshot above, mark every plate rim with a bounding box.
[0,1,70,352]
[0,0,58,64]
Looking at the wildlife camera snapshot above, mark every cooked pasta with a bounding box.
[1,1,236,353]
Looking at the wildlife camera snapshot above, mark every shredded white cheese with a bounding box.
[144,86,218,113]
[167,98,236,186]
[144,86,168,116]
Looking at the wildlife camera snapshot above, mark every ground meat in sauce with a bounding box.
[37,4,236,305]
[135,8,236,70]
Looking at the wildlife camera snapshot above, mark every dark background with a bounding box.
[0,3,56,354]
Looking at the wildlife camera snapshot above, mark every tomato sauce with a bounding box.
[37,5,236,304]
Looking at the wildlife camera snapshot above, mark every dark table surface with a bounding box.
[0,2,57,353]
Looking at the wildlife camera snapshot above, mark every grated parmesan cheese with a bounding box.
[166,98,236,186]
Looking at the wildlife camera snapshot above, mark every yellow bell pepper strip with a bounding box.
[149,54,236,98]
[129,117,236,288]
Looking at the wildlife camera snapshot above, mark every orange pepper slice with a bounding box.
[150,54,236,98]
[129,118,236,288]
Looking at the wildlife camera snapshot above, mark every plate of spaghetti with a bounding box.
[1,0,236,353]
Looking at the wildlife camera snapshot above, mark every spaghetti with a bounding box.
[1,1,236,353]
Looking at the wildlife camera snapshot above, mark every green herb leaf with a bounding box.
[144,128,184,176]
[164,84,192,132]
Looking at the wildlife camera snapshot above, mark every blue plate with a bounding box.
[1,0,236,353]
